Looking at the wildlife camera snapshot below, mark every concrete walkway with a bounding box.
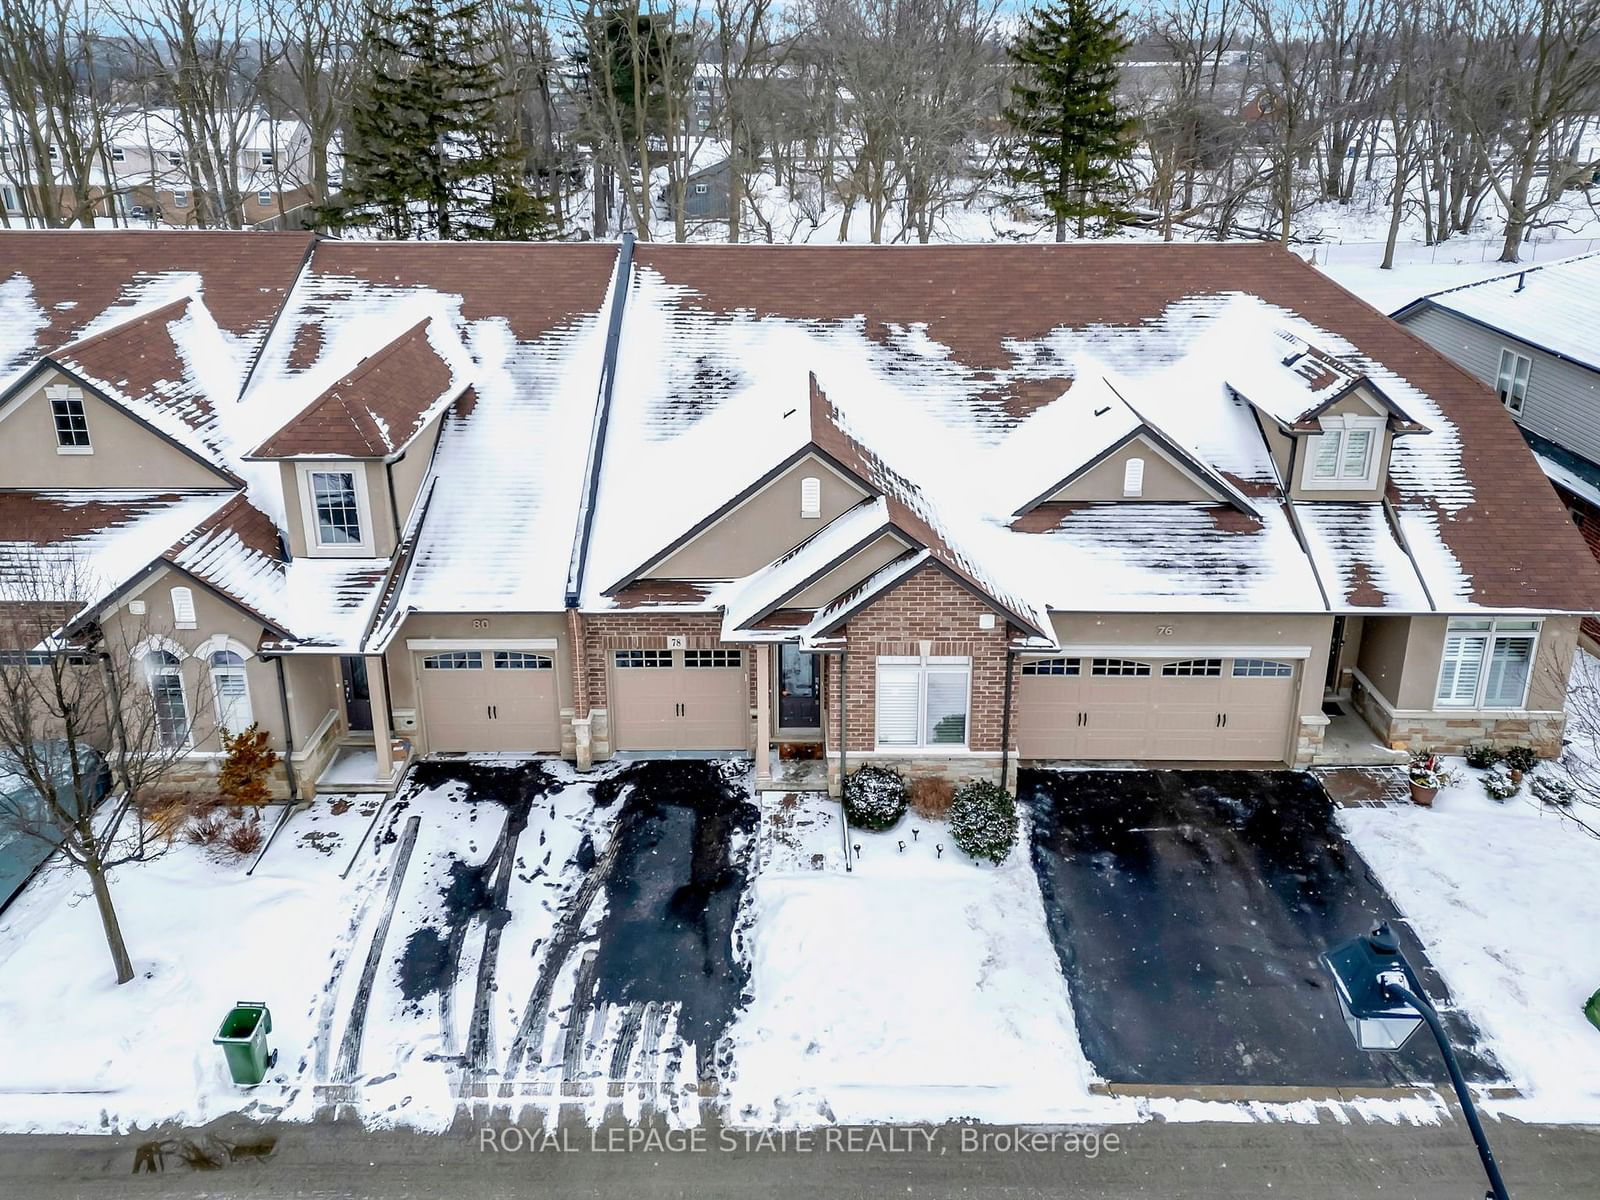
[1,1113,1597,1198]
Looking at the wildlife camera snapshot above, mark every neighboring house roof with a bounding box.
[1393,252,1600,375]
[247,318,471,459]
[1524,429,1600,511]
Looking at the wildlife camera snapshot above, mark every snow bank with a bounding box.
[726,798,1109,1126]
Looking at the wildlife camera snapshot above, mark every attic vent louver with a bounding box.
[1123,457,1145,497]
[800,476,822,518]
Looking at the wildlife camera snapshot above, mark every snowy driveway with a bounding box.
[318,756,756,1125]
[1021,768,1503,1089]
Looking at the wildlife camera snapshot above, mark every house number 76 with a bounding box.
[1154,625,1174,636]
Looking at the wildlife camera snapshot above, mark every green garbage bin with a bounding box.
[213,1001,275,1087]
[1586,988,1600,1033]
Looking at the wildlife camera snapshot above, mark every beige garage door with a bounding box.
[610,648,748,752]
[418,649,560,753]
[1017,656,1297,763]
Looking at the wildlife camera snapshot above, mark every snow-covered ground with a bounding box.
[0,795,378,1133]
[725,792,1114,1127]
[1311,234,1600,314]
[1339,761,1600,1123]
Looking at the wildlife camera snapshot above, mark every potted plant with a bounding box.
[1408,750,1456,807]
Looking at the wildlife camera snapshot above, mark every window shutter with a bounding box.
[1311,433,1340,478]
[1483,636,1534,708]
[1122,457,1144,497]
[1341,428,1373,478]
[1437,632,1488,705]
[170,586,196,627]
[875,667,920,747]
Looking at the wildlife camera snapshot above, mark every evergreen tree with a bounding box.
[1002,0,1134,240]
[322,0,557,240]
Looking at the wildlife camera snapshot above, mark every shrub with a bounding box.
[948,781,1019,865]
[908,775,955,820]
[223,816,265,859]
[1482,769,1519,802]
[1531,774,1578,808]
[1502,746,1538,774]
[185,810,229,846]
[1464,743,1501,770]
[218,723,280,808]
[843,765,907,831]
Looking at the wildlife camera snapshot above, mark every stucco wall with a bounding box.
[1044,435,1215,503]
[0,371,226,489]
[651,454,868,580]
[788,533,910,608]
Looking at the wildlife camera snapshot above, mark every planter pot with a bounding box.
[1509,768,1524,786]
[1409,780,1439,807]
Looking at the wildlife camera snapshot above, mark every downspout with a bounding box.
[1000,648,1015,792]
[838,645,851,873]
[384,459,403,546]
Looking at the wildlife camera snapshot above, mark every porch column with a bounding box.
[367,654,394,781]
[754,644,772,788]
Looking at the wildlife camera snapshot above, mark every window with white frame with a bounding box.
[49,390,91,451]
[615,649,672,668]
[167,151,182,166]
[1435,618,1540,709]
[1162,658,1221,677]
[694,181,709,193]
[210,649,253,732]
[875,655,970,749]
[423,651,482,669]
[1233,658,1294,677]
[306,469,364,549]
[257,191,272,206]
[145,650,189,748]
[172,190,189,208]
[1496,348,1531,415]
[259,150,275,167]
[1304,414,1384,489]
[1021,657,1080,675]
[684,649,741,668]
[493,651,552,669]
[110,146,125,162]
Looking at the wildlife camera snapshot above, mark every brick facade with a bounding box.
[1566,492,1600,646]
[819,563,1019,788]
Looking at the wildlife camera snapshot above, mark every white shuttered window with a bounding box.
[1435,619,1539,709]
[874,655,970,750]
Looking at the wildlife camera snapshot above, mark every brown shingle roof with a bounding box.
[634,242,1600,613]
[249,320,464,458]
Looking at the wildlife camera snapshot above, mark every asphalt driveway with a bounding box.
[1021,768,1503,1088]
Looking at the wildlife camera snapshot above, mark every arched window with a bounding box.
[210,650,253,733]
[145,650,189,749]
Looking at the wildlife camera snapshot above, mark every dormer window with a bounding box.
[297,463,373,555]
[1302,414,1384,491]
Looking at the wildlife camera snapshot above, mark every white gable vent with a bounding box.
[800,475,822,518]
[1122,457,1145,497]
[170,586,197,629]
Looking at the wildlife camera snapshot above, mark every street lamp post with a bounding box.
[1320,923,1511,1200]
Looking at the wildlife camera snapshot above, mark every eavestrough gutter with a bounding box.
[564,233,636,609]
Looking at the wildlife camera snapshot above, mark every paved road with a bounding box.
[2,1113,1597,1198]
[1023,768,1498,1087]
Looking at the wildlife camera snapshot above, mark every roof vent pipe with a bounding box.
[1515,271,1527,293]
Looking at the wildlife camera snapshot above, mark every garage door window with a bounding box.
[876,655,970,750]
[616,650,672,668]
[1022,657,1080,675]
[493,651,552,669]
[684,650,742,668]
[1091,658,1151,676]
[1162,658,1221,676]
[1233,659,1293,677]
[423,651,482,669]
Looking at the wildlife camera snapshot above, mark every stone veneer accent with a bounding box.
[1351,674,1565,757]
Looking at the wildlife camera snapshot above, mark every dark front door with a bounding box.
[341,656,373,732]
[777,644,821,730]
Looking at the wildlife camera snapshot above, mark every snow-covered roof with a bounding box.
[1293,502,1431,611]
[0,490,233,612]
[1401,252,1600,373]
